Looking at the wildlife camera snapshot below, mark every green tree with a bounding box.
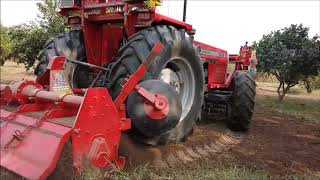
[7,24,49,70]
[37,0,65,36]
[254,24,320,101]
[5,0,66,70]
[300,35,320,93]
[302,76,320,93]
[0,25,13,65]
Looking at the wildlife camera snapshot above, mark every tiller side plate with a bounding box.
[0,108,73,180]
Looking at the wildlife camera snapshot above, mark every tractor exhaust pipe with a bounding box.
[183,0,187,22]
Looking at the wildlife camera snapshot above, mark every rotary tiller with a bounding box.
[0,42,182,179]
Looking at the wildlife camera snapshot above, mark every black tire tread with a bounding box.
[109,25,204,145]
[34,30,85,76]
[109,25,185,96]
[228,71,256,131]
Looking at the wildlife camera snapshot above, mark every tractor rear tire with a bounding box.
[34,30,89,88]
[109,25,204,145]
[227,71,256,131]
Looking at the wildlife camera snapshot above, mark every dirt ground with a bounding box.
[256,81,320,101]
[123,104,320,176]
[224,105,320,176]
[0,61,36,84]
[0,61,319,179]
[92,104,319,179]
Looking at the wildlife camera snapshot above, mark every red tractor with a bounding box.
[0,0,256,179]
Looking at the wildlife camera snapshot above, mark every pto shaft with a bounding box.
[0,81,83,107]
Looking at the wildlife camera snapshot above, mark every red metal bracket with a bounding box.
[72,88,130,173]
[36,56,66,87]
[114,41,164,109]
[135,85,170,120]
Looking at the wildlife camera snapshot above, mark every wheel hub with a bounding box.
[127,80,182,138]
[159,58,195,121]
[144,93,170,120]
[159,68,181,93]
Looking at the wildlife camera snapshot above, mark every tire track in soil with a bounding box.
[120,122,245,169]
[154,127,244,168]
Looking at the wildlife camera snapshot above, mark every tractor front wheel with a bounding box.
[227,71,256,131]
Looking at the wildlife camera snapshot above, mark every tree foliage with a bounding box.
[254,24,320,101]
[1,0,65,70]
[0,25,13,65]
[6,24,50,70]
[302,76,320,93]
[37,0,65,35]
[300,35,320,93]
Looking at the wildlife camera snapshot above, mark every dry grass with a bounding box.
[81,160,317,180]
[257,81,320,123]
[0,61,36,83]
[256,95,320,123]
[80,162,271,180]
[257,81,320,101]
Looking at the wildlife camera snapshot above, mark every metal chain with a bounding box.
[4,110,51,148]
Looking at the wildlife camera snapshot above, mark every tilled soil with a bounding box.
[223,105,320,176]
[120,105,320,177]
[119,122,244,169]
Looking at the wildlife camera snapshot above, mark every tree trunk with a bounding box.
[277,82,291,102]
[303,80,313,93]
[277,82,284,101]
[279,91,286,101]
[0,59,4,66]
